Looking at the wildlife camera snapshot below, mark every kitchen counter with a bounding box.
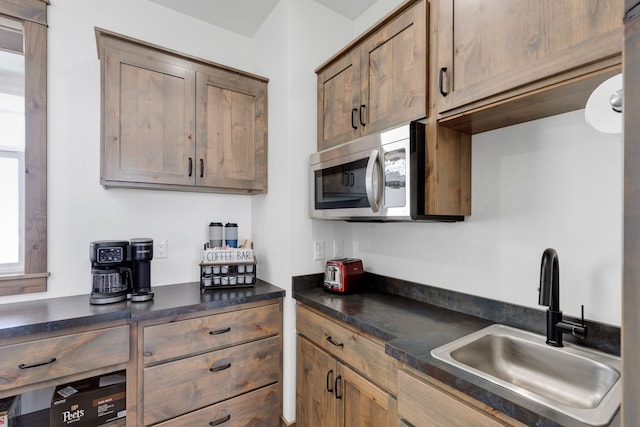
[0,280,285,339]
[293,273,620,427]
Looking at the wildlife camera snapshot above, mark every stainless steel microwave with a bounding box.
[309,121,463,222]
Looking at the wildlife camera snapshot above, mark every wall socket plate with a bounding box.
[333,240,344,257]
[156,240,168,258]
[313,241,325,260]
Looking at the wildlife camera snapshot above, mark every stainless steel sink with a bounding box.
[431,324,620,426]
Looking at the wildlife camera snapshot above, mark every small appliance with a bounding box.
[89,239,154,304]
[323,258,364,293]
[90,240,131,305]
[309,121,463,221]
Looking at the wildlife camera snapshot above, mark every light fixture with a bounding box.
[585,73,622,134]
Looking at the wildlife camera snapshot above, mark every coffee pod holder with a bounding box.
[199,246,257,291]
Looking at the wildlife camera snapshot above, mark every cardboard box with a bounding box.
[50,371,126,427]
[0,395,20,427]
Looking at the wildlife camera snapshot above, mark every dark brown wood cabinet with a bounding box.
[96,29,268,194]
[296,304,398,427]
[316,0,427,151]
[435,0,623,133]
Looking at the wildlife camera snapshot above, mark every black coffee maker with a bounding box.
[129,238,154,302]
[90,238,154,304]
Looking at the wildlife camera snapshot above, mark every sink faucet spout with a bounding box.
[538,248,587,347]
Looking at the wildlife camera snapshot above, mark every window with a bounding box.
[0,0,48,295]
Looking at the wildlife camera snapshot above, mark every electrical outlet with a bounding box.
[313,241,325,260]
[333,240,344,257]
[156,240,168,258]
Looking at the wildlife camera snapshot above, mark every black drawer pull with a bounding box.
[359,104,366,126]
[351,108,358,129]
[200,158,204,178]
[209,327,231,336]
[188,157,193,177]
[209,362,232,373]
[335,375,343,399]
[326,369,334,392]
[209,414,231,426]
[439,67,449,97]
[19,357,57,369]
[326,336,344,347]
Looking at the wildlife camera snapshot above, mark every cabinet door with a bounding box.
[359,0,427,136]
[196,69,267,193]
[338,364,397,427]
[317,50,362,151]
[297,336,338,427]
[102,46,196,186]
[436,0,622,114]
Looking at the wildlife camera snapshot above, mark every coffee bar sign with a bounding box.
[203,248,255,263]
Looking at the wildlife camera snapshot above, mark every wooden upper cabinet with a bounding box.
[102,45,196,186]
[435,0,623,132]
[96,28,268,194]
[316,0,427,151]
[196,69,267,192]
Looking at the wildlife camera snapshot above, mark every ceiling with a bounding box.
[147,0,378,37]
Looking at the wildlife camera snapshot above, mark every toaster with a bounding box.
[323,258,364,293]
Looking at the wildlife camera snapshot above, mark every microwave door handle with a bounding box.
[365,150,382,213]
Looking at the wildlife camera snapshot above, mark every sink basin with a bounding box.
[431,324,620,426]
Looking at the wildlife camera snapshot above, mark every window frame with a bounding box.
[0,0,48,295]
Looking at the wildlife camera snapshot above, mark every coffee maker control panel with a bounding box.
[97,247,125,263]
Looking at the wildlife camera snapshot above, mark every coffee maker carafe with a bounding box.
[89,238,155,304]
[90,240,131,305]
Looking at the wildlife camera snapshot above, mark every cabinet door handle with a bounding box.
[439,67,449,97]
[359,104,366,126]
[209,327,231,335]
[399,418,416,427]
[351,108,358,129]
[209,414,231,426]
[326,369,334,392]
[188,157,193,177]
[19,357,56,369]
[209,362,232,372]
[200,158,204,178]
[334,375,343,399]
[326,336,344,347]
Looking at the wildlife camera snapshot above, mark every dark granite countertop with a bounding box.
[293,273,620,427]
[0,280,284,339]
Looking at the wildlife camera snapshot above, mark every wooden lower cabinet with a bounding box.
[297,336,397,427]
[296,304,397,427]
[398,368,525,427]
[136,300,283,426]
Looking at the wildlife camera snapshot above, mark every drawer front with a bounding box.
[144,302,280,364]
[0,325,129,391]
[143,335,281,425]
[154,383,280,427]
[398,370,513,427]
[296,304,397,395]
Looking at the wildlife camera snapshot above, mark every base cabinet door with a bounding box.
[297,336,397,427]
[398,369,525,427]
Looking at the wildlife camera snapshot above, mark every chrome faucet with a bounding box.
[538,248,587,347]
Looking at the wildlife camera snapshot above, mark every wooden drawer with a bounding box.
[143,302,280,364]
[296,304,397,395]
[0,325,129,392]
[154,383,280,426]
[398,369,525,427]
[143,335,281,425]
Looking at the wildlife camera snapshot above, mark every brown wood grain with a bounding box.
[0,325,129,392]
[0,0,46,25]
[143,302,281,364]
[154,383,281,427]
[340,364,398,427]
[296,304,397,396]
[398,369,525,427]
[143,335,280,425]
